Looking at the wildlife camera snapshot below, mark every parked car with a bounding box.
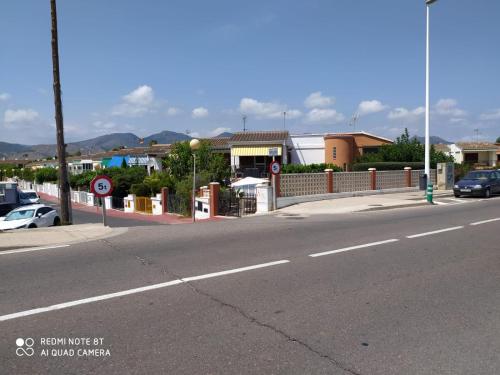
[0,204,60,230]
[19,190,40,205]
[453,170,500,198]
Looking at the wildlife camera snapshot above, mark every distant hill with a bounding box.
[143,130,191,145]
[0,130,191,159]
[214,132,233,138]
[413,136,452,145]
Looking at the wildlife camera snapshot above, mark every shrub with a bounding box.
[130,183,152,197]
[35,167,58,184]
[352,162,426,171]
[281,163,343,174]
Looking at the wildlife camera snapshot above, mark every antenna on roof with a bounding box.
[242,115,247,132]
[349,112,359,132]
[283,111,287,130]
[473,128,481,142]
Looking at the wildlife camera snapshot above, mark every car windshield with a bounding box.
[5,209,35,221]
[25,192,38,199]
[464,172,491,180]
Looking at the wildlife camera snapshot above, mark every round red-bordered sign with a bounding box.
[269,161,281,175]
[90,175,114,198]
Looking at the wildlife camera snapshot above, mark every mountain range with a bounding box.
[1,131,451,160]
[0,130,195,160]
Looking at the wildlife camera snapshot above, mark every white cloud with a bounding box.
[0,93,11,101]
[388,106,425,121]
[192,107,209,119]
[93,120,118,130]
[357,100,388,116]
[112,85,156,117]
[166,107,181,116]
[209,127,231,137]
[4,108,39,125]
[305,108,345,124]
[304,91,335,109]
[479,109,500,121]
[239,97,302,120]
[189,132,201,138]
[435,98,466,117]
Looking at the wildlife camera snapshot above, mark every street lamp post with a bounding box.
[425,0,438,203]
[189,139,200,223]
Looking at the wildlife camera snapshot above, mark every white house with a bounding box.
[287,134,325,165]
[438,142,498,167]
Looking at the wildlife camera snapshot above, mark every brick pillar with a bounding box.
[325,169,333,193]
[161,187,169,213]
[368,168,377,190]
[209,182,220,217]
[404,167,412,188]
[274,173,281,197]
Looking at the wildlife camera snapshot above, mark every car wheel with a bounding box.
[53,217,61,226]
[484,188,491,198]
[28,223,37,229]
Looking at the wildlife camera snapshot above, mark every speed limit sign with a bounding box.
[90,175,113,198]
[269,161,281,175]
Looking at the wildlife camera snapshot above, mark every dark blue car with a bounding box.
[454,170,500,198]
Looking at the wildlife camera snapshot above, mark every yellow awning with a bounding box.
[232,145,282,157]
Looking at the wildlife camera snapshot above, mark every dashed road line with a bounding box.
[470,218,500,226]
[0,244,70,256]
[309,239,399,258]
[406,226,464,239]
[0,259,289,322]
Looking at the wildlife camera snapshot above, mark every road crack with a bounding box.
[181,281,363,375]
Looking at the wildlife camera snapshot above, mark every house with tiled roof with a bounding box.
[438,142,499,167]
[228,131,289,178]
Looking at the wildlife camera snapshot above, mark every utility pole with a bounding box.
[242,115,247,132]
[283,111,287,130]
[50,0,72,224]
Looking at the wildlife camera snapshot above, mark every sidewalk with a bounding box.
[0,223,127,250]
[276,190,454,216]
[38,192,221,224]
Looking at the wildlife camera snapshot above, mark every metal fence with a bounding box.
[135,197,152,214]
[218,189,256,217]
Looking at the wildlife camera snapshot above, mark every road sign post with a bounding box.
[269,161,281,211]
[90,175,114,227]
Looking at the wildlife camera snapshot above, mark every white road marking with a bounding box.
[433,201,449,205]
[0,259,289,322]
[309,239,399,258]
[0,244,70,256]
[181,260,290,282]
[406,226,464,239]
[470,218,500,226]
[447,198,468,203]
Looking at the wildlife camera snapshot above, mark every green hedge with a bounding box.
[281,163,343,174]
[352,162,427,171]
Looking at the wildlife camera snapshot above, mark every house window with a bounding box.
[333,147,337,160]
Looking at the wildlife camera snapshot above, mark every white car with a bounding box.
[0,204,60,230]
[19,190,41,205]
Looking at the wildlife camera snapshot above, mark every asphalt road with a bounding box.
[41,198,162,227]
[1,197,500,374]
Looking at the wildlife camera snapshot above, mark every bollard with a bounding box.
[426,183,433,204]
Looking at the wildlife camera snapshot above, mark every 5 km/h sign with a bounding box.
[90,175,113,198]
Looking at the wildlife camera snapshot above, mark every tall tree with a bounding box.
[50,0,72,224]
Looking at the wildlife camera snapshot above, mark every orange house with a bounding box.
[324,132,393,170]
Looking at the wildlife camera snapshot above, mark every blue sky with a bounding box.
[1,0,499,144]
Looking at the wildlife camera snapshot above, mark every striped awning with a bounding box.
[231,145,282,157]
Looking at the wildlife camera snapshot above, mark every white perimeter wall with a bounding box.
[288,135,325,165]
